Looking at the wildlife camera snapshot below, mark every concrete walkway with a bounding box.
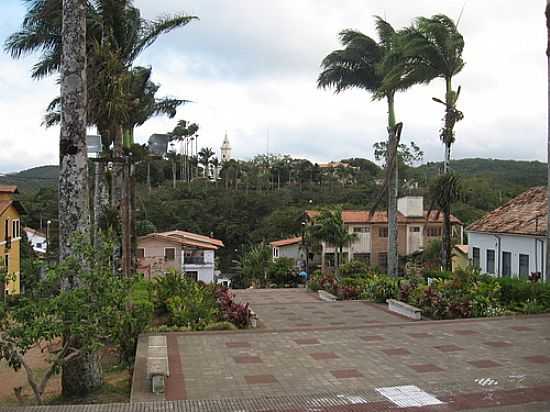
[129,288,550,411]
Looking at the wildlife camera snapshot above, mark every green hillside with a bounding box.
[0,165,58,192]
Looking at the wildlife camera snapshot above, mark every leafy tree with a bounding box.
[318,17,422,276]
[0,235,131,404]
[239,243,272,287]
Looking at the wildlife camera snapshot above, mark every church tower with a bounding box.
[221,132,232,163]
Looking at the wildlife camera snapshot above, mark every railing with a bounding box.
[184,257,206,265]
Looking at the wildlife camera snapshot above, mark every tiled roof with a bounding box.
[270,237,302,247]
[0,200,25,216]
[467,186,547,236]
[305,210,462,225]
[0,185,18,193]
[454,244,469,255]
[139,230,224,250]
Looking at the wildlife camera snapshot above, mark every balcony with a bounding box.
[184,256,206,265]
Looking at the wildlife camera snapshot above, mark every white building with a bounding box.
[466,187,548,281]
[221,132,232,163]
[23,227,47,254]
[137,230,224,283]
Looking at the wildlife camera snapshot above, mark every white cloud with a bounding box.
[0,0,547,173]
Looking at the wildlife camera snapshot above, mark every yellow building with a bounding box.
[452,244,469,272]
[0,185,25,295]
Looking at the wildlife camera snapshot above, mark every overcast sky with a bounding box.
[0,1,546,173]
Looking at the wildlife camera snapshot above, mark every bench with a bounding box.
[146,335,170,394]
[386,299,422,320]
[318,290,337,302]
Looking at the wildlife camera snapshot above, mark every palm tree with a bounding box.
[318,17,416,277]
[58,0,100,395]
[392,14,465,270]
[546,1,550,282]
[169,119,199,182]
[198,147,215,177]
[310,207,357,270]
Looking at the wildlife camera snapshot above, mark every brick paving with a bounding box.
[131,288,550,411]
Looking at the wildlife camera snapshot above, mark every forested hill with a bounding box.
[415,158,547,189]
[0,165,58,192]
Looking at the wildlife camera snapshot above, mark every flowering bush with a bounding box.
[215,287,252,328]
[359,275,400,303]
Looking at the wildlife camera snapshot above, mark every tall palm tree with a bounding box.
[58,0,101,395]
[7,0,197,276]
[391,14,465,270]
[318,17,416,277]
[546,1,550,282]
[198,147,215,177]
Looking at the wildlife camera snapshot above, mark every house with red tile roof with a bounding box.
[305,196,463,272]
[466,186,548,281]
[137,230,224,283]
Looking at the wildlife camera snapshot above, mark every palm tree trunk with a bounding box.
[147,161,151,193]
[387,93,399,277]
[441,77,453,271]
[546,0,550,282]
[93,161,109,246]
[60,0,102,396]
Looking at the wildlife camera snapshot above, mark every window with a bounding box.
[12,220,20,238]
[353,253,370,265]
[427,226,442,237]
[273,247,279,258]
[378,227,388,238]
[378,252,387,269]
[353,226,370,233]
[409,226,421,233]
[502,252,511,277]
[324,253,335,267]
[472,247,480,269]
[36,243,42,249]
[4,219,8,239]
[137,248,145,259]
[486,249,495,274]
[519,254,529,278]
[164,247,176,261]
[185,271,198,281]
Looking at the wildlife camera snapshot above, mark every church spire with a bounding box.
[221,131,231,163]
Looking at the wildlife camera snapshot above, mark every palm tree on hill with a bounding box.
[390,14,465,270]
[318,17,419,276]
[198,147,215,178]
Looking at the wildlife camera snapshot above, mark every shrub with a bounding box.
[165,280,220,330]
[308,271,323,291]
[359,275,400,303]
[153,270,194,313]
[215,287,252,328]
[115,279,155,367]
[268,257,297,286]
[338,260,370,277]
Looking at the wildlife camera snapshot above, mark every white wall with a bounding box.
[24,230,47,254]
[467,231,546,280]
[182,250,216,283]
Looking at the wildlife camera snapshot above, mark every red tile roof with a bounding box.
[454,244,469,255]
[467,186,547,236]
[270,237,302,247]
[139,230,224,250]
[0,185,18,194]
[0,200,26,216]
[305,210,462,225]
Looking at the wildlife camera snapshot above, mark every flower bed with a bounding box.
[309,268,550,320]
[149,270,252,331]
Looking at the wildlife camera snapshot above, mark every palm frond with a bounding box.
[373,16,395,49]
[130,14,198,62]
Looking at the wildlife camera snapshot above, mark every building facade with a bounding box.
[466,187,548,281]
[0,186,25,295]
[137,230,224,283]
[306,196,463,273]
[24,227,47,255]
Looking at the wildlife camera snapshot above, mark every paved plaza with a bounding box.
[131,288,550,411]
